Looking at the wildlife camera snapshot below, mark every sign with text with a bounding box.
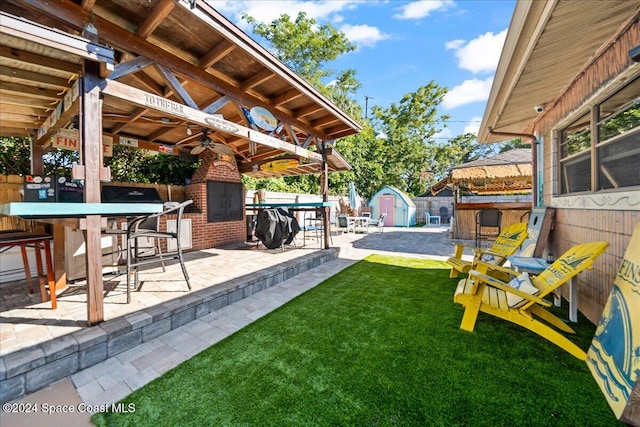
[52,129,80,151]
[588,220,640,421]
[51,129,114,157]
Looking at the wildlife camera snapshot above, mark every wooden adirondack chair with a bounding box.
[447,222,528,279]
[453,241,609,360]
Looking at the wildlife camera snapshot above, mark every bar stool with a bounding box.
[0,231,57,309]
[475,209,502,248]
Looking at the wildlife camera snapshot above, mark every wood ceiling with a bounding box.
[0,0,362,177]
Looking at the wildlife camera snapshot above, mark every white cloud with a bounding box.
[446,29,507,74]
[393,0,455,20]
[208,0,359,29]
[463,116,483,135]
[433,127,453,140]
[340,24,390,47]
[207,1,387,47]
[445,39,464,50]
[442,78,493,109]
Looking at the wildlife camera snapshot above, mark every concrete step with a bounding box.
[0,247,340,404]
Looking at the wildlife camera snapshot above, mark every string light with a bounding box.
[186,125,192,136]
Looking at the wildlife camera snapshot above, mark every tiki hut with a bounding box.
[442,148,533,240]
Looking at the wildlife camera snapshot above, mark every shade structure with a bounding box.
[443,148,533,195]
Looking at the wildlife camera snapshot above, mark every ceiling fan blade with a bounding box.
[210,143,235,156]
[191,145,205,155]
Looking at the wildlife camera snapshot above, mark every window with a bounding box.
[560,77,640,194]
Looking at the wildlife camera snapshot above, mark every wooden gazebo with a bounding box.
[0,0,362,324]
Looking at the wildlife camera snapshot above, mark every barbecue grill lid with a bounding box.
[101,186,162,203]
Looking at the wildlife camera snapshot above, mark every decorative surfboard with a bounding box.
[259,159,299,171]
[587,220,640,423]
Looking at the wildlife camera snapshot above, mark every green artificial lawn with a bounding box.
[93,255,620,427]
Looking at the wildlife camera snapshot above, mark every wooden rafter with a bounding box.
[136,0,175,39]
[239,68,275,91]
[198,40,235,69]
[155,64,198,109]
[110,106,147,134]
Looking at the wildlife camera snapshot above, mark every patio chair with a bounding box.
[447,222,528,279]
[126,200,193,302]
[336,214,354,234]
[368,213,387,233]
[425,211,440,226]
[439,206,450,224]
[453,241,609,360]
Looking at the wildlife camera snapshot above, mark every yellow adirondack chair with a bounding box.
[447,222,528,279]
[453,241,609,360]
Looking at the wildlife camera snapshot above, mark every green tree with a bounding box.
[244,12,356,87]
[0,136,79,176]
[105,146,199,185]
[369,83,450,197]
[0,137,31,175]
[243,11,362,192]
[329,123,384,198]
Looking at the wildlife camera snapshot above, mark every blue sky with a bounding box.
[208,0,516,141]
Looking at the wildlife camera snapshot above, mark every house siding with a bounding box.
[534,16,640,323]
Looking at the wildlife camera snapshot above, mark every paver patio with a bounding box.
[0,225,466,426]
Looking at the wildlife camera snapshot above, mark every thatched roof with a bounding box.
[432,148,533,195]
[450,148,532,183]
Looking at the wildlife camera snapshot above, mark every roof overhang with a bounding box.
[0,0,361,177]
[478,0,638,143]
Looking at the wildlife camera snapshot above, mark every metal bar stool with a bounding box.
[475,209,502,248]
[0,231,57,309]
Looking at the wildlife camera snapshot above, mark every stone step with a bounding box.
[0,247,340,404]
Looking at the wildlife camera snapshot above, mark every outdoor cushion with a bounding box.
[506,272,538,307]
[480,253,504,265]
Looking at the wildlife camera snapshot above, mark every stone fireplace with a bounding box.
[184,150,246,250]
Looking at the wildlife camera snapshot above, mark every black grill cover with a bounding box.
[255,208,300,249]
[101,186,162,203]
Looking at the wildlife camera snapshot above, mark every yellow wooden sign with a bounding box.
[259,159,299,171]
[587,220,640,420]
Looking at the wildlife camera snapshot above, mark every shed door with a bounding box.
[379,195,394,226]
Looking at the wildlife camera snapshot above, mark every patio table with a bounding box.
[1,202,163,324]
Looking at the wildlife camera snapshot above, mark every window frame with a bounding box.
[558,76,640,196]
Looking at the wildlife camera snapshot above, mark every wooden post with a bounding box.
[321,157,330,249]
[80,62,105,325]
[30,142,44,175]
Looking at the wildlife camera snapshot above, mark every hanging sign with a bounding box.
[587,220,640,421]
[52,129,80,151]
[119,136,139,147]
[249,106,278,131]
[103,135,113,157]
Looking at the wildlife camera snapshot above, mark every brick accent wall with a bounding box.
[183,151,246,250]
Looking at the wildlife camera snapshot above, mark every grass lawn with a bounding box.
[93,255,620,426]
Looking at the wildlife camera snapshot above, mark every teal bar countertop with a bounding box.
[1,202,163,218]
[246,202,332,208]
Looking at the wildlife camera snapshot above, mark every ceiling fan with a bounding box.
[190,129,235,158]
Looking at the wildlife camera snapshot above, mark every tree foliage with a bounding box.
[368,83,450,197]
[0,137,31,175]
[244,12,362,119]
[1,137,198,185]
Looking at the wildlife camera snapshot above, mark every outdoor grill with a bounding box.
[101,186,162,204]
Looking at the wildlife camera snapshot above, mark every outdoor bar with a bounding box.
[0,0,361,326]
